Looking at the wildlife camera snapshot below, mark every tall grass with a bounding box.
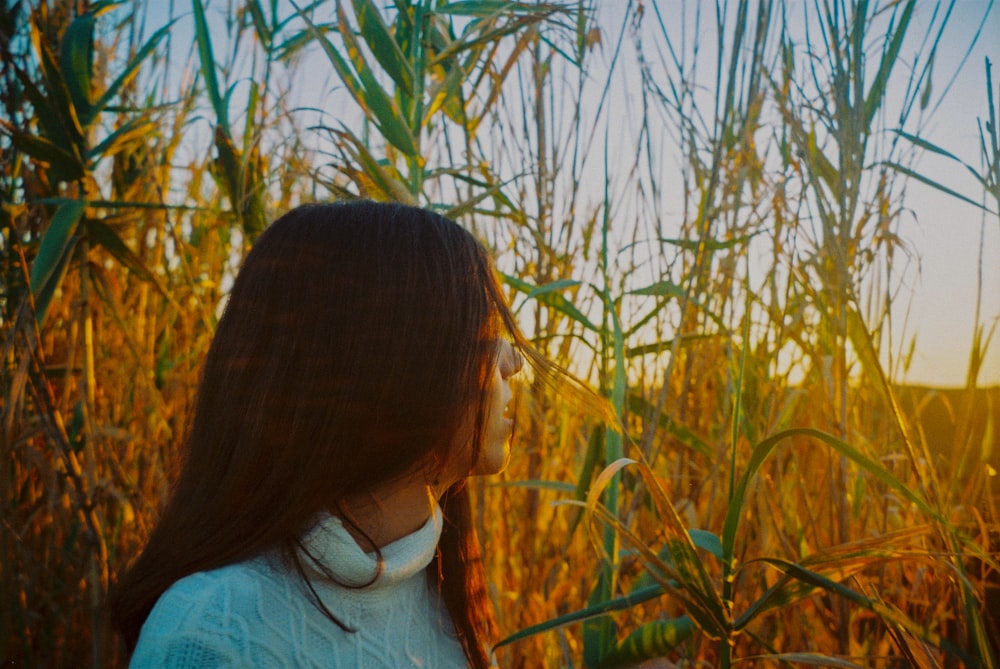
[1,1,996,667]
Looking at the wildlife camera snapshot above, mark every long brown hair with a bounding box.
[109,201,524,667]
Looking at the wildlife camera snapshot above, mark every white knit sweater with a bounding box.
[129,506,468,668]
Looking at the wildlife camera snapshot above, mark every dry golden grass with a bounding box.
[2,1,997,667]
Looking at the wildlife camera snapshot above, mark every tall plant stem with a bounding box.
[407,0,429,197]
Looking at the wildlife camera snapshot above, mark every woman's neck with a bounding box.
[338,475,443,551]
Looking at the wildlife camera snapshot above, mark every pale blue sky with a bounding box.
[138,0,998,386]
[888,2,998,386]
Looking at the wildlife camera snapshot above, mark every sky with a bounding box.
[886,2,999,386]
[646,1,997,388]
[137,0,999,387]
[583,1,999,387]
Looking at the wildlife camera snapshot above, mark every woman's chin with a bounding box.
[473,441,510,476]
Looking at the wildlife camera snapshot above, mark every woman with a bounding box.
[109,201,537,667]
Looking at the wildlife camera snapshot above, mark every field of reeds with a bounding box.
[2,0,998,667]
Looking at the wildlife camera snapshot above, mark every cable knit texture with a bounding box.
[129,505,468,668]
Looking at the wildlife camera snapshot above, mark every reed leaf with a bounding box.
[333,1,418,157]
[438,2,568,18]
[327,126,415,203]
[92,22,172,117]
[59,12,94,126]
[30,20,85,144]
[191,0,229,135]
[884,161,996,215]
[631,529,724,593]
[83,219,167,298]
[493,583,668,650]
[597,617,696,668]
[29,200,85,325]
[0,121,86,182]
[351,0,414,96]
[88,116,159,162]
[736,653,865,668]
[735,531,937,630]
[660,234,756,252]
[502,274,599,331]
[752,557,970,663]
[864,0,915,128]
[246,0,272,49]
[441,178,514,220]
[721,427,943,563]
[586,459,730,638]
[427,12,557,67]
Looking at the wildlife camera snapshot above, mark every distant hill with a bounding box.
[894,384,999,477]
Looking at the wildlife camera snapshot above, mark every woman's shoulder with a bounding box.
[152,558,281,617]
[129,558,298,668]
[176,557,278,593]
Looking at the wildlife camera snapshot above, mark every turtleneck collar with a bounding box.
[298,503,443,589]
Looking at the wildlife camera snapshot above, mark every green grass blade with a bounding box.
[59,12,94,126]
[274,22,333,62]
[93,22,172,116]
[295,10,363,99]
[334,2,418,157]
[586,459,730,638]
[597,617,696,668]
[739,653,865,668]
[351,0,414,95]
[88,0,124,13]
[493,583,667,650]
[631,462,729,631]
[527,278,581,298]
[584,567,617,667]
[630,280,727,331]
[87,115,158,161]
[11,61,73,152]
[428,12,556,66]
[721,427,943,564]
[734,528,934,630]
[31,21,85,144]
[566,428,604,538]
[688,529,723,560]
[985,58,998,176]
[500,273,599,331]
[329,126,415,202]
[297,4,417,157]
[429,168,521,214]
[660,234,756,251]
[84,219,168,297]
[246,0,272,49]
[441,180,510,220]
[191,0,229,135]
[628,279,685,300]
[894,129,966,165]
[753,558,971,663]
[884,161,995,214]
[438,1,568,17]
[893,130,986,185]
[864,0,915,128]
[631,529,723,593]
[423,52,468,124]
[30,201,85,325]
[0,122,86,182]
